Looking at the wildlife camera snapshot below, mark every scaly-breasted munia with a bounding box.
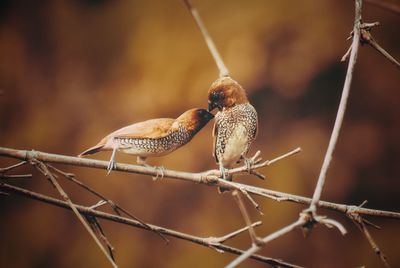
[79,108,214,173]
[208,77,258,192]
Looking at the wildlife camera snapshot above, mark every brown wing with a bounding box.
[111,118,175,139]
[212,119,219,164]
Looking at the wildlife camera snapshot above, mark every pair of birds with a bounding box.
[79,77,258,192]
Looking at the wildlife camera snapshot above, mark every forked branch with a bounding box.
[1,146,399,220]
[0,182,301,268]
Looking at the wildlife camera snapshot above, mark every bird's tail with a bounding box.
[78,144,103,157]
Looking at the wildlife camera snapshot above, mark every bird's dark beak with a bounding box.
[208,101,216,112]
[205,111,214,120]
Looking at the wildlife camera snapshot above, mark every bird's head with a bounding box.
[175,108,214,133]
[207,77,248,112]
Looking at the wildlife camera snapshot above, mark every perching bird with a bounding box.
[208,77,258,192]
[79,108,214,174]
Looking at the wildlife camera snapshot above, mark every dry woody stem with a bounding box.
[0,182,300,268]
[0,146,399,220]
[309,0,363,214]
[31,159,118,268]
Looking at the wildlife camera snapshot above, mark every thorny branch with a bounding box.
[0,182,300,268]
[342,21,400,69]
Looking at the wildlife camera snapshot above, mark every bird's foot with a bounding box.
[244,157,253,174]
[107,147,118,175]
[107,159,117,175]
[220,166,231,181]
[152,166,165,181]
[243,154,266,180]
[218,166,231,193]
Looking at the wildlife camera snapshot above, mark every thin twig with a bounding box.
[229,147,301,175]
[46,164,168,242]
[183,0,230,77]
[362,29,400,69]
[0,174,32,179]
[220,180,263,214]
[86,215,116,262]
[232,190,262,245]
[226,218,306,268]
[1,147,399,220]
[0,182,301,268]
[30,159,118,268]
[203,221,263,245]
[227,1,362,266]
[308,0,363,214]
[349,213,390,267]
[0,161,27,173]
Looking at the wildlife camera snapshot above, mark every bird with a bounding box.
[207,76,258,192]
[79,108,214,174]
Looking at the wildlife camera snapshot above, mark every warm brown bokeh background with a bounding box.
[1,0,399,267]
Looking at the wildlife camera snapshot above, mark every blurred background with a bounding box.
[1,0,399,267]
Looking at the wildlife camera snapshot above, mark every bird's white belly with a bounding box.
[220,124,248,167]
[120,145,176,157]
[120,147,152,156]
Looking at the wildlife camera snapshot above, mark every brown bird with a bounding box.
[208,77,258,192]
[79,108,214,174]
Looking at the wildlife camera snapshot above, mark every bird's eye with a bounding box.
[212,91,224,101]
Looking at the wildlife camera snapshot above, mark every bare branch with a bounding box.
[226,218,306,268]
[232,190,261,245]
[349,213,390,267]
[0,174,32,179]
[359,23,400,69]
[86,215,116,262]
[30,159,118,268]
[1,147,399,220]
[46,164,168,242]
[0,182,300,268]
[183,0,230,77]
[203,221,262,245]
[229,147,301,176]
[308,0,363,214]
[0,161,27,173]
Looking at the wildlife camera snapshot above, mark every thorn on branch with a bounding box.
[342,21,400,69]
